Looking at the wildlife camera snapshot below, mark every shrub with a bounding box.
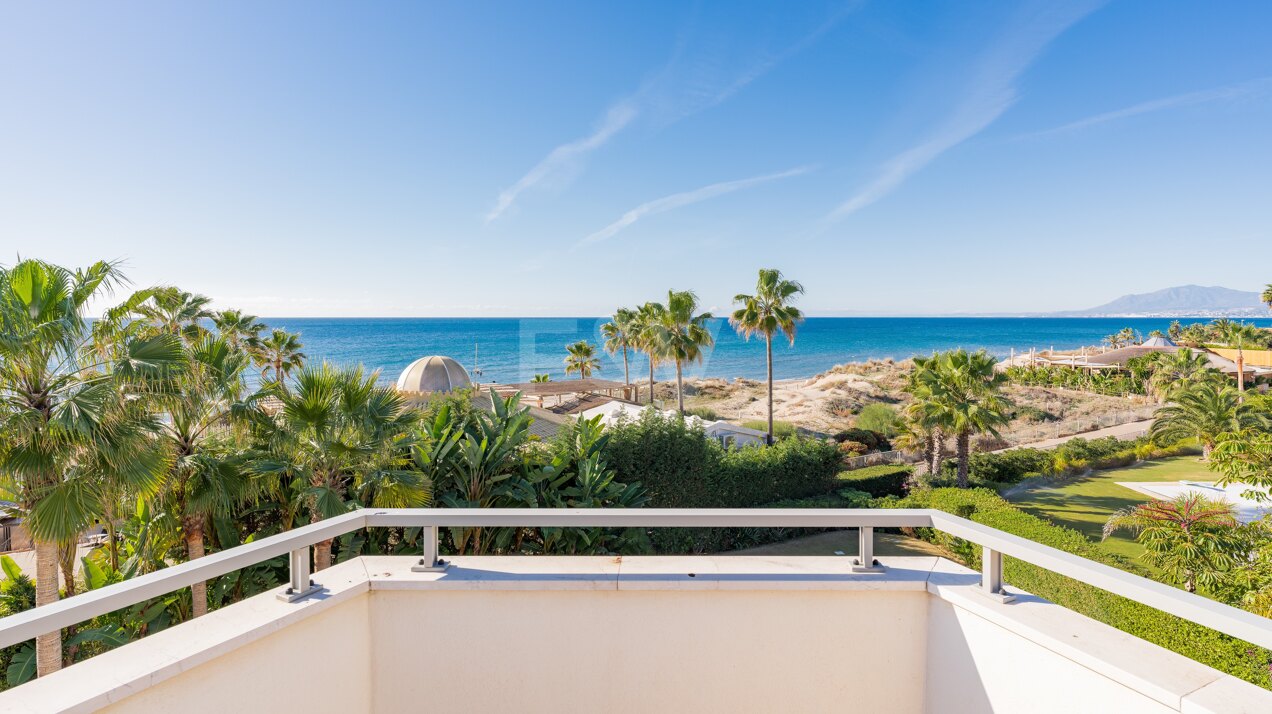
[855,403,900,436]
[838,440,870,456]
[831,428,890,452]
[836,464,911,497]
[742,419,797,439]
[684,406,719,421]
[1012,405,1056,423]
[881,488,1272,688]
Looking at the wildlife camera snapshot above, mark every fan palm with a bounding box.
[1263,284,1272,312]
[564,340,601,379]
[908,350,1011,487]
[252,328,306,393]
[651,290,714,414]
[259,363,425,570]
[0,259,180,676]
[1146,349,1222,403]
[136,287,214,342]
[601,308,637,388]
[730,268,804,445]
[634,301,666,405]
[1219,321,1261,393]
[212,310,265,350]
[1150,383,1267,458]
[1103,494,1244,593]
[153,335,261,617]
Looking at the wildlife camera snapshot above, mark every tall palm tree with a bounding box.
[1147,349,1221,403]
[730,268,804,445]
[154,336,259,617]
[634,301,666,405]
[601,308,637,388]
[1220,321,1261,393]
[1262,284,1272,312]
[1104,494,1243,593]
[652,290,714,414]
[909,349,1011,487]
[564,340,601,379]
[213,309,265,350]
[252,328,306,393]
[260,364,424,570]
[136,287,214,342]
[0,259,180,676]
[1150,382,1267,459]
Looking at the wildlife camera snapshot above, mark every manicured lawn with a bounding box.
[1002,456,1215,563]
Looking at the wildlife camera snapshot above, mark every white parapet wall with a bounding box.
[2,555,1269,714]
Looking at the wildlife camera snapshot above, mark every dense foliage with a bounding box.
[835,464,911,497]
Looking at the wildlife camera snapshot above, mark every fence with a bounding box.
[2,507,1271,654]
[1003,405,1158,447]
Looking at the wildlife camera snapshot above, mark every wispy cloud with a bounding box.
[484,102,637,223]
[1020,76,1272,139]
[487,5,855,223]
[578,166,813,247]
[825,1,1105,223]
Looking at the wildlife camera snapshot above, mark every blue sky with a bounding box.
[2,1,1271,317]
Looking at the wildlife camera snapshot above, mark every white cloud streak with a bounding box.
[578,166,813,247]
[825,1,1106,223]
[484,102,637,223]
[1021,76,1272,139]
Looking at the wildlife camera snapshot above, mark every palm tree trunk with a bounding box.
[676,361,685,413]
[34,538,61,677]
[622,346,629,387]
[59,542,77,597]
[184,516,208,618]
[648,357,655,405]
[105,503,119,571]
[314,540,333,570]
[956,430,971,488]
[1236,348,1245,395]
[931,428,944,477]
[766,335,774,445]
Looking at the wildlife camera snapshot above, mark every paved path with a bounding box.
[0,545,94,580]
[994,419,1155,453]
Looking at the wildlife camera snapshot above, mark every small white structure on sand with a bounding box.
[396,355,471,394]
[1118,480,1272,523]
[578,401,767,447]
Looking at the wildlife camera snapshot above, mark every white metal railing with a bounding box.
[2,508,1272,655]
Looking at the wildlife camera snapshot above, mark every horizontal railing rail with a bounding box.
[1,508,1271,656]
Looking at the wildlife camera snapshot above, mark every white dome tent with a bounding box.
[395,355,471,394]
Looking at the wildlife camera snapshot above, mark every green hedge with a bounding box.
[836,464,911,497]
[882,488,1272,689]
[947,436,1201,487]
[648,488,873,554]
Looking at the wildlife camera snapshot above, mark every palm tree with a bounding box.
[633,301,666,405]
[730,269,804,445]
[1146,349,1221,403]
[154,336,259,617]
[1220,321,1261,393]
[651,290,714,414]
[0,259,180,676]
[213,310,265,350]
[1150,382,1267,458]
[564,340,601,379]
[601,308,637,388]
[1263,284,1272,312]
[1103,494,1244,593]
[137,287,214,341]
[531,374,551,383]
[260,363,425,570]
[252,328,306,392]
[909,349,1011,487]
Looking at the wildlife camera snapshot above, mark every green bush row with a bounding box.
[945,436,1200,487]
[880,488,1272,689]
[836,464,911,497]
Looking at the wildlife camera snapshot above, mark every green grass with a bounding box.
[1002,456,1215,563]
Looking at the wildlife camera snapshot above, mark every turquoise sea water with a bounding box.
[258,317,1272,385]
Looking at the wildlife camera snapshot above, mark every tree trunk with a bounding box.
[1184,572,1196,593]
[314,540,333,570]
[106,518,119,571]
[59,542,77,598]
[956,430,971,488]
[676,361,684,414]
[1236,349,1245,396]
[184,516,208,618]
[622,346,629,387]
[34,538,61,677]
[931,428,944,477]
[765,335,774,445]
[647,358,655,405]
[1202,441,1213,460]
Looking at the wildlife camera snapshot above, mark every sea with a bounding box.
[257,317,1272,386]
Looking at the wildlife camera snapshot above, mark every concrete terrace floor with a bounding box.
[1002,456,1216,563]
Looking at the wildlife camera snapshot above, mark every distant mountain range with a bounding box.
[1049,285,1269,318]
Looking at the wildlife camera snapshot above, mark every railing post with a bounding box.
[980,546,1015,603]
[276,546,321,602]
[411,525,449,572]
[852,526,884,573]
